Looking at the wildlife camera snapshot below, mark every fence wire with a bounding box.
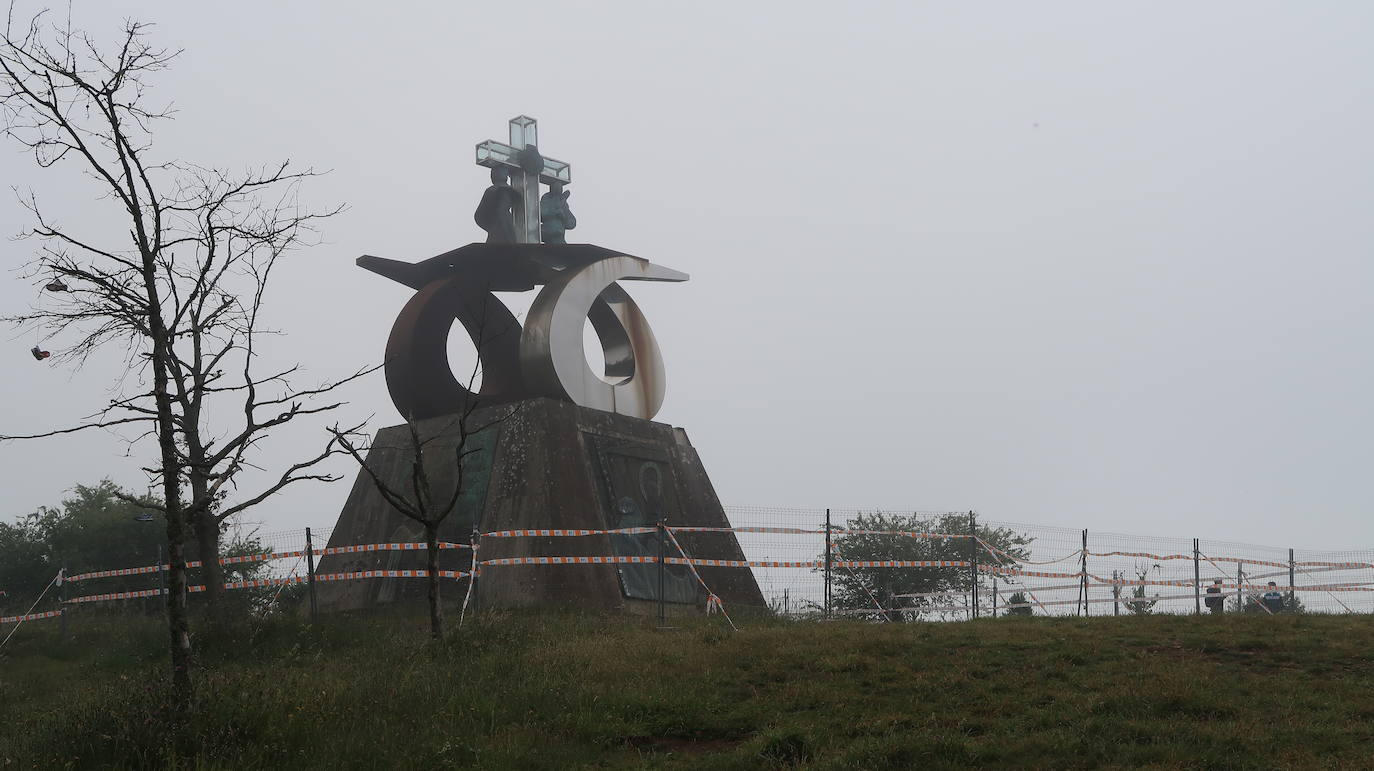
[4,509,1372,625]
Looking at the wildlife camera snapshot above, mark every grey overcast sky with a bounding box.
[1,1,1370,548]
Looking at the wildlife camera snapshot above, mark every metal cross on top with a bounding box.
[475,116,572,244]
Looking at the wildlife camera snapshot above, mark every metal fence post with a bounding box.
[158,543,167,612]
[1193,538,1201,615]
[1237,560,1244,613]
[1288,547,1295,605]
[823,508,832,620]
[969,511,978,620]
[57,563,67,639]
[1080,529,1089,617]
[470,529,481,616]
[656,520,666,626]
[305,527,318,624]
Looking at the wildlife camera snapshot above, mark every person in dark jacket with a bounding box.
[1262,581,1285,614]
[1205,578,1225,614]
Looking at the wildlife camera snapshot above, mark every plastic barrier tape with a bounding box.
[0,609,62,624]
[59,531,1374,587]
[475,556,974,569]
[482,528,656,537]
[984,566,1086,580]
[61,570,474,606]
[64,542,472,583]
[976,538,1084,567]
[1086,550,1196,562]
[1088,550,1374,572]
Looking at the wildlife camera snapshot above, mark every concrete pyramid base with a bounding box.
[314,398,765,614]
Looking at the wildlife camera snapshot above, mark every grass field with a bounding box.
[2,608,1372,769]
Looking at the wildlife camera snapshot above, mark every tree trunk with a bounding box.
[150,334,193,708]
[193,512,227,624]
[426,523,443,641]
[162,505,194,707]
[143,239,193,707]
[185,436,229,623]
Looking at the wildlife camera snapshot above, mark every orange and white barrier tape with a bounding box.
[669,526,827,535]
[1197,555,1291,570]
[67,588,166,603]
[62,569,474,606]
[0,609,63,624]
[475,556,976,569]
[313,569,471,582]
[989,582,1086,594]
[1086,550,1374,572]
[833,529,970,539]
[976,538,1082,567]
[834,559,970,568]
[64,542,473,584]
[662,528,738,630]
[66,557,166,577]
[984,565,1085,580]
[319,542,469,556]
[481,555,658,566]
[482,528,655,538]
[56,530,1374,589]
[826,543,891,619]
[1086,573,1204,589]
[1086,550,1195,562]
[685,558,963,569]
[483,524,974,540]
[673,558,822,568]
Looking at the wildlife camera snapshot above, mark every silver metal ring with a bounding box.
[520,256,667,420]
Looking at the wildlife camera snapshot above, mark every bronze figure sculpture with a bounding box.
[539,182,576,244]
[473,167,519,244]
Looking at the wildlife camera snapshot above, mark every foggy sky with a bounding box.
[2,1,1370,550]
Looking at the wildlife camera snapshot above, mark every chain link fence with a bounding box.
[5,508,1372,632]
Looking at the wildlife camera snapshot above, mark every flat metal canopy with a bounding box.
[357,243,689,292]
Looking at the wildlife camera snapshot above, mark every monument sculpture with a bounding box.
[539,183,576,244]
[472,167,519,244]
[316,116,763,614]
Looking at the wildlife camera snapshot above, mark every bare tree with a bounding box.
[0,10,370,704]
[328,297,516,641]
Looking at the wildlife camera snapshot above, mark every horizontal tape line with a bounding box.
[481,528,656,537]
[64,543,471,583]
[1089,550,1374,572]
[0,609,63,624]
[476,556,973,568]
[60,570,474,606]
[480,526,972,539]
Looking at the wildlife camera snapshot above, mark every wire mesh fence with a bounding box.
[4,507,1373,631]
[722,509,1374,619]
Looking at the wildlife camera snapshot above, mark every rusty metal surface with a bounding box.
[363,243,687,421]
[520,255,670,420]
[383,273,524,420]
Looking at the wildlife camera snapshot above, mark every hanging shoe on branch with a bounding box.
[30,346,51,361]
[44,279,68,292]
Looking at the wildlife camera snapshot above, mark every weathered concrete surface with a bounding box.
[314,398,765,613]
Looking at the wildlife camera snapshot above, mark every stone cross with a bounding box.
[475,116,572,244]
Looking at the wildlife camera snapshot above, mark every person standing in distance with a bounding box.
[1262,581,1285,614]
[1205,578,1225,614]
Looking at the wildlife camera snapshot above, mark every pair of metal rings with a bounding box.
[384,255,667,421]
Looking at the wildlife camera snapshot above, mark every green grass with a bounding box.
[2,609,1372,769]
